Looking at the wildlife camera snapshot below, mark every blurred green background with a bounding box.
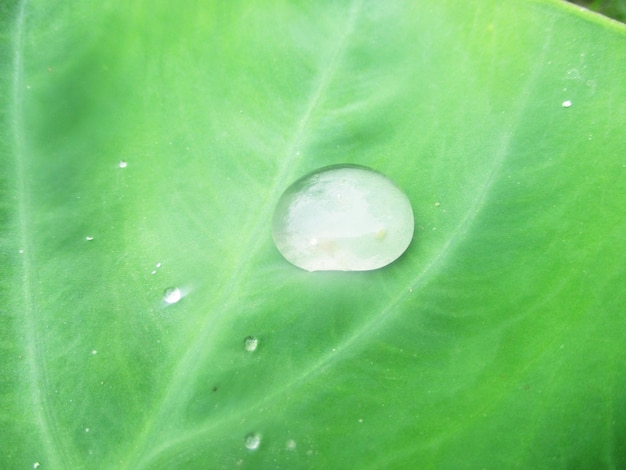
[569,0,626,22]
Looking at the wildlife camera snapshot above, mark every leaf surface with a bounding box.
[2,0,625,468]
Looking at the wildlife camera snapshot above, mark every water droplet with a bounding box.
[244,432,261,450]
[33,463,40,469]
[155,262,161,268]
[272,164,414,271]
[86,236,94,241]
[163,287,182,304]
[244,336,259,352]
[91,350,97,355]
[286,439,297,450]
[562,100,572,108]
[118,160,127,168]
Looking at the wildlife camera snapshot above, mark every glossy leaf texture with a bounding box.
[2,0,625,468]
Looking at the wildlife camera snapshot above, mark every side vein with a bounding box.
[11,1,67,468]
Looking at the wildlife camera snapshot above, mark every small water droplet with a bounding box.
[286,439,297,450]
[33,463,40,469]
[272,164,414,271]
[163,287,182,304]
[91,350,97,355]
[118,160,128,168]
[244,432,261,450]
[244,336,259,352]
[156,262,161,268]
[85,427,90,433]
[86,236,94,241]
[562,100,572,108]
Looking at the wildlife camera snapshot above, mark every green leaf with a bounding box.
[2,0,625,468]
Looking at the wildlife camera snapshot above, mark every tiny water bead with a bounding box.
[272,164,414,271]
[244,432,261,450]
[163,287,182,304]
[244,336,259,352]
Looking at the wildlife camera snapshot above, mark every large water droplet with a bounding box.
[244,432,261,450]
[272,164,414,271]
[163,287,182,304]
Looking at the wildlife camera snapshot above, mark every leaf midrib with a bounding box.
[128,1,364,467]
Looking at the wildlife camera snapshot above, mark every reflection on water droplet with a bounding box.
[163,287,182,304]
[562,100,572,108]
[244,336,259,352]
[272,164,414,271]
[86,236,94,241]
[118,160,127,168]
[244,432,261,450]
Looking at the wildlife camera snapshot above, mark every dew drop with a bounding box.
[272,164,414,271]
[118,160,127,168]
[244,336,259,352]
[163,287,182,304]
[286,439,297,450]
[562,100,572,108]
[244,432,261,450]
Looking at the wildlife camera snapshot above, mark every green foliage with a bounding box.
[569,0,626,23]
[2,0,626,468]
